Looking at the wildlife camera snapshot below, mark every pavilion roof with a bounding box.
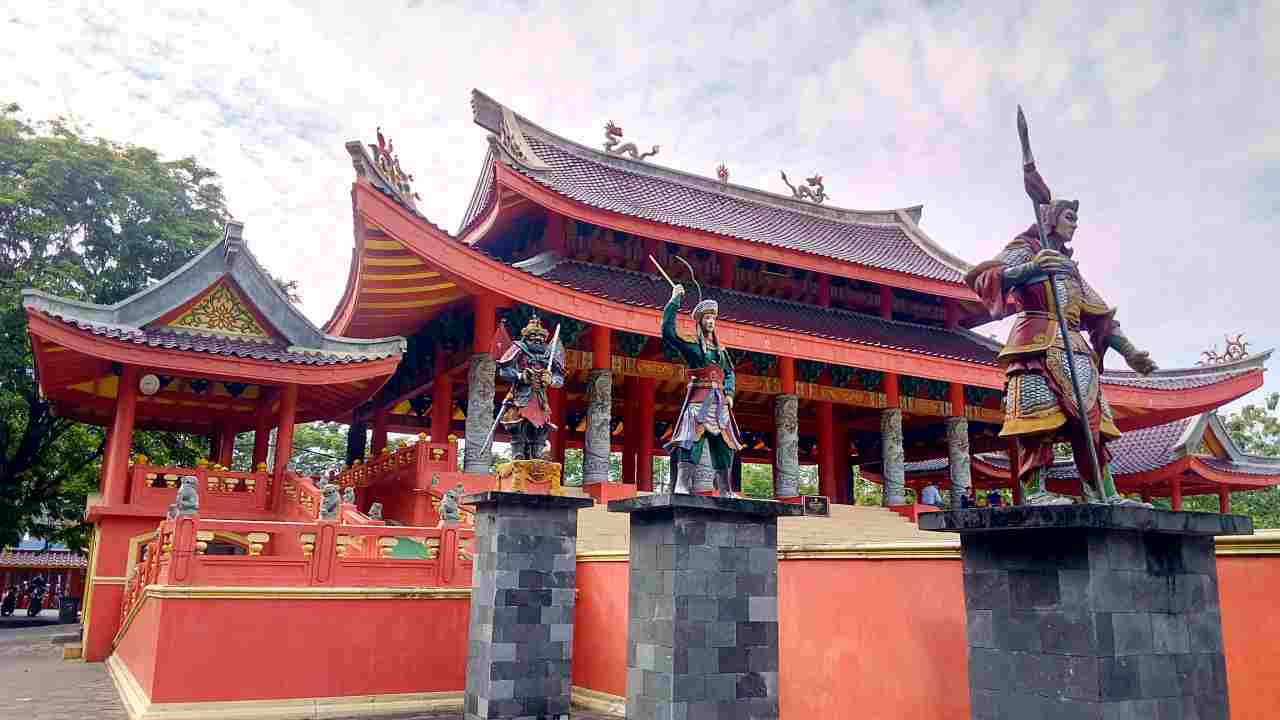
[23,222,404,365]
[906,411,1280,492]
[464,90,971,284]
[0,548,86,569]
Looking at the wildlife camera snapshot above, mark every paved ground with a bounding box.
[0,615,127,720]
[0,612,618,720]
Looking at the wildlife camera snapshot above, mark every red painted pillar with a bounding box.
[883,372,900,409]
[543,211,566,254]
[945,299,962,329]
[371,409,388,456]
[1171,475,1183,511]
[622,377,638,485]
[879,286,894,320]
[102,365,140,506]
[950,382,966,418]
[252,388,274,470]
[474,296,497,352]
[817,401,836,500]
[1218,486,1231,514]
[817,275,831,307]
[834,422,852,504]
[431,345,453,442]
[637,377,657,491]
[549,386,567,467]
[271,384,299,510]
[592,325,611,370]
[217,423,236,467]
[719,253,735,289]
[778,357,796,396]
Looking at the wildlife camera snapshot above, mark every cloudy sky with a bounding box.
[4,1,1278,402]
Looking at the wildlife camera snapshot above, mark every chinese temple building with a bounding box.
[20,89,1280,719]
[0,537,86,614]
[326,89,1273,508]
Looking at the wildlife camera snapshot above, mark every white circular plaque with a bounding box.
[139,374,161,396]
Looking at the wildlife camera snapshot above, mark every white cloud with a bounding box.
[3,0,1278,406]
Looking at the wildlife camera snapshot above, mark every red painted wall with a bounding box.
[572,554,1280,719]
[85,516,167,662]
[572,561,629,697]
[117,595,470,703]
[1218,556,1280,720]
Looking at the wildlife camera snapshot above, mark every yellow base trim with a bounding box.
[109,653,464,720]
[1215,529,1280,556]
[576,550,630,562]
[999,412,1067,437]
[572,686,626,716]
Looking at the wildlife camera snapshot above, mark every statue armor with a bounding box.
[660,294,742,497]
[966,160,1154,506]
[496,314,566,460]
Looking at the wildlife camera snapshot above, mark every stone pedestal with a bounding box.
[921,506,1253,720]
[463,491,594,720]
[609,495,803,720]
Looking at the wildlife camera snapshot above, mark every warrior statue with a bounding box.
[495,314,566,460]
[661,283,743,496]
[176,476,199,516]
[964,109,1158,506]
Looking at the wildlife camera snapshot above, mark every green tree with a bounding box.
[0,103,227,549]
[1175,393,1280,528]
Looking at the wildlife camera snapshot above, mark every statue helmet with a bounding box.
[692,299,719,323]
[520,313,549,342]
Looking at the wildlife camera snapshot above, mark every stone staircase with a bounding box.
[572,495,941,556]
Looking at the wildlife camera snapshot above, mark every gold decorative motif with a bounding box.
[495,459,564,496]
[166,283,271,339]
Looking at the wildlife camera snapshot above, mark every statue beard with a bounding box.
[526,341,546,355]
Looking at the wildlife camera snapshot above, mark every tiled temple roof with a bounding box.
[467,90,970,283]
[23,222,404,365]
[524,257,997,364]
[0,549,86,569]
[906,412,1280,485]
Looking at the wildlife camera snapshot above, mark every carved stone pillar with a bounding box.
[946,416,972,507]
[583,369,612,485]
[881,408,905,506]
[463,353,496,474]
[774,395,799,499]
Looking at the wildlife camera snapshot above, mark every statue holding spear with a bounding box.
[963,107,1158,506]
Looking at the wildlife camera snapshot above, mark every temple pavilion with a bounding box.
[324,89,1275,507]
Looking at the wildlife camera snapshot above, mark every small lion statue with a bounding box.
[438,483,465,527]
[342,486,355,505]
[367,502,384,521]
[320,483,341,521]
[176,475,200,516]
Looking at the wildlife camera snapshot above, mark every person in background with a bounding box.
[921,482,945,508]
[986,489,1003,507]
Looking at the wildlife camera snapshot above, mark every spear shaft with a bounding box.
[1018,105,1105,498]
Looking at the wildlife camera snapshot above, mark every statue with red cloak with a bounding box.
[965,147,1158,506]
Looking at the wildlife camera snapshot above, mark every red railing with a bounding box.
[129,465,270,514]
[140,514,474,590]
[334,438,457,490]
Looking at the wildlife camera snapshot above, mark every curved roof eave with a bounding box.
[468,89,975,285]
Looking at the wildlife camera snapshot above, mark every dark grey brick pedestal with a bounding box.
[921,506,1253,720]
[464,491,594,720]
[609,494,803,720]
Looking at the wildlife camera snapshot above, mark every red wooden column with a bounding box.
[431,347,454,443]
[370,408,388,456]
[779,358,796,396]
[719,252,735,289]
[816,401,836,500]
[542,211,566,254]
[101,364,140,506]
[592,325,611,370]
[817,274,831,308]
[1218,486,1231,514]
[1171,475,1184,511]
[636,377,657,491]
[883,372,900,409]
[271,384,299,510]
[833,422,852,504]
[549,386,567,467]
[880,286,894,320]
[622,377,638,485]
[252,388,274,469]
[216,423,236,467]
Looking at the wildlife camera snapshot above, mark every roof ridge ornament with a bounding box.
[367,127,422,205]
[222,220,245,263]
[780,171,829,204]
[603,121,659,161]
[497,107,550,171]
[716,164,729,183]
[1199,334,1250,366]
